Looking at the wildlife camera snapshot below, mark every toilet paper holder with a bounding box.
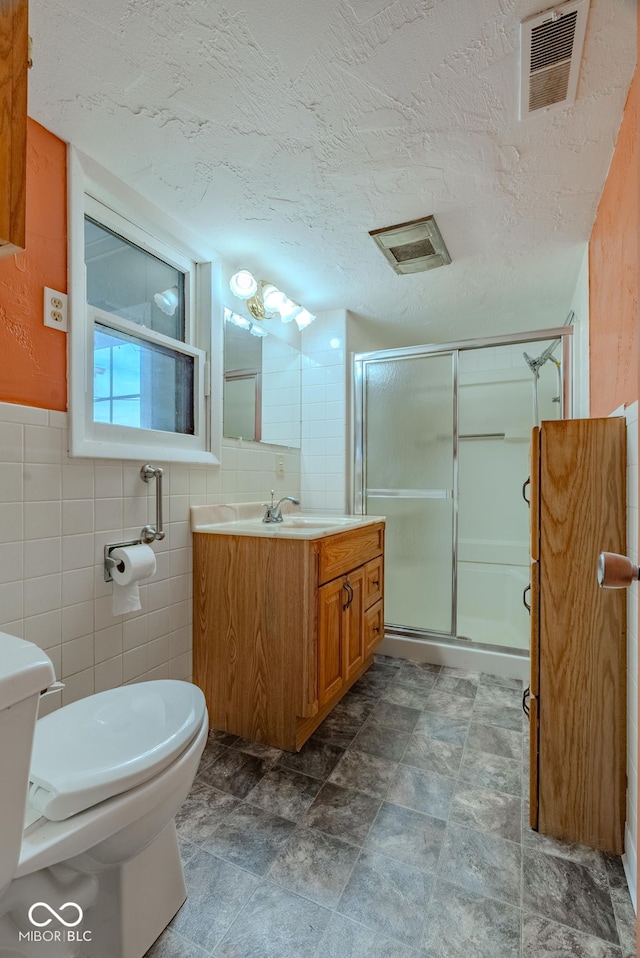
[104,538,144,582]
[104,464,165,581]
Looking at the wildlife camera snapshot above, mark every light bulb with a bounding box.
[153,287,179,316]
[230,270,258,300]
[223,307,251,330]
[262,284,287,313]
[279,298,302,323]
[294,308,315,329]
[249,323,268,337]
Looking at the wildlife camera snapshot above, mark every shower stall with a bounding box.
[353,327,572,666]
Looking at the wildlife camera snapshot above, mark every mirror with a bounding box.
[223,308,302,448]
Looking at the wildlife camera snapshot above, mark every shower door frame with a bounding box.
[352,325,573,652]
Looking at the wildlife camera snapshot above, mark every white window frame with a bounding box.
[68,147,222,464]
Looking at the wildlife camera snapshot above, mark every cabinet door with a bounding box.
[0,0,28,255]
[538,417,626,851]
[364,601,383,657]
[529,426,540,561]
[343,568,365,681]
[530,560,539,697]
[364,557,383,609]
[318,578,344,707]
[529,693,539,830]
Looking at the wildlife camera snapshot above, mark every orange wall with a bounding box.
[588,32,639,947]
[0,119,67,411]
[589,61,639,417]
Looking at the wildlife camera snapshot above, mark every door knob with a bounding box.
[597,552,639,589]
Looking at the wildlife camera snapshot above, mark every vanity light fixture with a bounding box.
[229,269,258,299]
[224,307,267,337]
[229,270,316,330]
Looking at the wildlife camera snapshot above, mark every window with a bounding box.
[68,149,220,464]
[93,322,195,433]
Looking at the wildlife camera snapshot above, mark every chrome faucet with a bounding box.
[263,490,300,523]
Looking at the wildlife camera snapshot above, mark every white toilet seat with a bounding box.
[16,698,208,880]
[29,680,206,821]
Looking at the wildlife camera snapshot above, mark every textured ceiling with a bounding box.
[29,0,636,346]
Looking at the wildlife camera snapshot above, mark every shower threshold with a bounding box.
[379,627,529,683]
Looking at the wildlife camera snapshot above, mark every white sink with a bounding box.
[282,516,357,528]
[190,504,384,540]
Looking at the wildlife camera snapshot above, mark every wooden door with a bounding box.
[538,417,626,851]
[317,578,344,706]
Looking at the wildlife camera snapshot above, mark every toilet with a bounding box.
[0,632,208,958]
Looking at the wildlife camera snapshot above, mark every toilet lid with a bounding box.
[28,680,206,822]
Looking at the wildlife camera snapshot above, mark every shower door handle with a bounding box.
[522,478,530,505]
[523,585,531,613]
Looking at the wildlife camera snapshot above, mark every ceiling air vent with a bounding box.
[369,216,451,275]
[520,0,590,118]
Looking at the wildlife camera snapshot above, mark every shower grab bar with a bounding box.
[140,464,165,543]
[366,488,453,499]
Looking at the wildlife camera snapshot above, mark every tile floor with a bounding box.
[146,656,636,958]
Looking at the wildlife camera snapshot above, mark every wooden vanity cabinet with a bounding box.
[528,417,626,853]
[193,521,384,751]
[0,0,28,256]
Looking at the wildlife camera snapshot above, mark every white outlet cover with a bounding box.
[44,286,68,332]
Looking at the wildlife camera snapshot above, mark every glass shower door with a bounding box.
[361,352,456,636]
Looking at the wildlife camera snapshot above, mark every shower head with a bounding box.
[523,341,559,376]
[538,340,559,365]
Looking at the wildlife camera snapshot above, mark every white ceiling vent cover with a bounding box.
[369,216,451,275]
[520,0,590,118]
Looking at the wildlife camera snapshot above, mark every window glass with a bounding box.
[93,323,195,435]
[85,218,185,341]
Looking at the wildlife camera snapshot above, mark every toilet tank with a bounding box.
[0,634,55,896]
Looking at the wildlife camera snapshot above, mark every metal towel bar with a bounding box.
[103,465,164,581]
[140,464,165,543]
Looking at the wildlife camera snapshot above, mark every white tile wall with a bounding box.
[261,336,302,448]
[300,311,348,513]
[0,401,300,716]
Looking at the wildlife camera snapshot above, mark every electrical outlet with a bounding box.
[276,454,285,479]
[44,287,68,332]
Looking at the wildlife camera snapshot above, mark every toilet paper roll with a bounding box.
[110,544,157,615]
